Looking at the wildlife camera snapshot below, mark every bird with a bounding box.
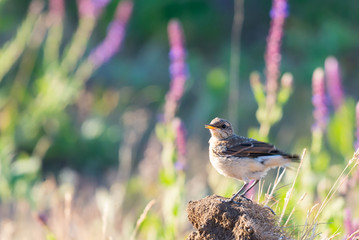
[205,117,299,203]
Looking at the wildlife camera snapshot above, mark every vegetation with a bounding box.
[0,0,358,239]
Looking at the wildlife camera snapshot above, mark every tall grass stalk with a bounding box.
[228,0,244,129]
[130,199,156,240]
[264,167,286,206]
[0,1,44,82]
[347,229,359,239]
[279,149,307,224]
[314,150,359,222]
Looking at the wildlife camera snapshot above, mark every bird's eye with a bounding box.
[221,124,226,129]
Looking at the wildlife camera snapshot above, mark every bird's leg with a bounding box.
[222,182,249,203]
[240,180,259,199]
[264,205,276,215]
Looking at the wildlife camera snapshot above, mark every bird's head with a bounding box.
[205,117,233,140]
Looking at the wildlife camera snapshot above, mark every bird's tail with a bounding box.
[262,154,300,168]
[285,153,301,162]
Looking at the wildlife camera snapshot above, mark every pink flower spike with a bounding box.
[175,118,187,158]
[77,0,95,18]
[344,208,359,239]
[312,68,328,132]
[115,0,133,23]
[325,56,344,110]
[168,21,185,54]
[164,19,188,121]
[77,0,111,19]
[89,0,133,67]
[355,102,359,150]
[49,0,65,20]
[173,118,187,171]
[93,0,110,9]
[265,0,288,98]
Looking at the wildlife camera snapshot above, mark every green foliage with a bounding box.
[0,0,359,239]
[328,100,356,158]
[0,0,127,199]
[206,68,227,92]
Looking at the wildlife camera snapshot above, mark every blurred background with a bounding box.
[0,0,359,239]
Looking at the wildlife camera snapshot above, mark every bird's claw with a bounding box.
[220,198,241,204]
[264,205,276,215]
[219,194,252,204]
[240,195,252,202]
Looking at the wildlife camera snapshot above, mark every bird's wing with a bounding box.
[222,138,297,159]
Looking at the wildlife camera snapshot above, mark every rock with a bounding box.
[186,195,289,240]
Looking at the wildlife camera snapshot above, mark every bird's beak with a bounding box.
[205,124,217,130]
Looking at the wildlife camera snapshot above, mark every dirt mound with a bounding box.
[186,195,289,240]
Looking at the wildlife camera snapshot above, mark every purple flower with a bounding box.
[49,0,64,20]
[325,56,344,110]
[36,212,49,226]
[92,0,110,9]
[312,68,328,132]
[355,102,359,150]
[270,0,289,19]
[77,0,95,18]
[344,208,359,239]
[164,20,189,121]
[265,0,288,101]
[89,0,133,67]
[173,118,187,171]
[174,161,186,172]
[175,118,187,158]
[77,0,110,19]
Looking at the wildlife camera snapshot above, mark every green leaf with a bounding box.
[155,123,167,141]
[46,233,57,240]
[206,68,227,91]
[11,156,40,176]
[312,151,330,172]
[250,72,266,106]
[247,127,268,142]
[268,105,283,124]
[247,127,260,139]
[159,169,176,186]
[255,107,266,124]
[277,86,292,106]
[327,99,355,158]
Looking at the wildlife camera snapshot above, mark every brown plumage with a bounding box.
[205,117,299,202]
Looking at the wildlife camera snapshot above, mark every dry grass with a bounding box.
[1,149,358,240]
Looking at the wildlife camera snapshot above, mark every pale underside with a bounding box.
[209,153,288,182]
[208,136,290,183]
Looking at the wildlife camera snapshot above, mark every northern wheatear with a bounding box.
[205,117,299,202]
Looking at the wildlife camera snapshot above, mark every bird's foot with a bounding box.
[220,198,242,205]
[239,195,252,202]
[264,205,276,215]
